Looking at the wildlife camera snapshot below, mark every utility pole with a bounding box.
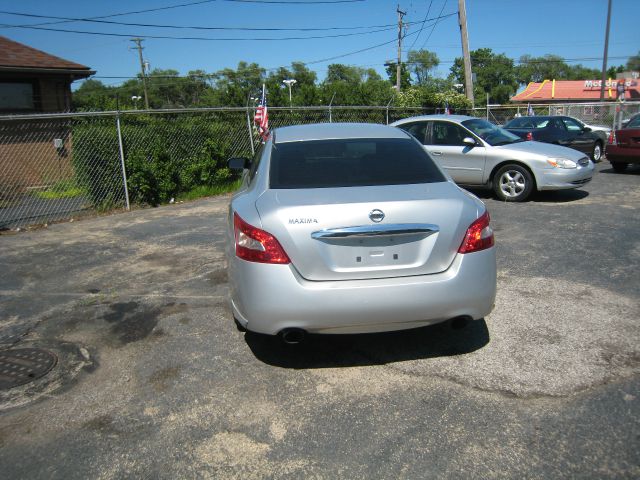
[599,0,613,101]
[458,0,474,106]
[396,5,406,92]
[131,38,150,110]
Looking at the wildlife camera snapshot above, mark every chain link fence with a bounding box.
[482,101,640,128]
[1,102,638,229]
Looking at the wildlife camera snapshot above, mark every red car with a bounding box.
[607,114,640,172]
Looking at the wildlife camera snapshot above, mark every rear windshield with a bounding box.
[626,116,640,128]
[505,117,550,129]
[269,138,446,189]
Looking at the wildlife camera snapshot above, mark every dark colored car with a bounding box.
[607,114,640,172]
[504,116,604,162]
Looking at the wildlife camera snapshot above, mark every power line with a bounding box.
[0,10,421,32]
[302,13,456,65]
[0,22,398,41]
[407,0,433,52]
[218,0,366,2]
[0,1,219,29]
[0,0,364,30]
[420,0,447,49]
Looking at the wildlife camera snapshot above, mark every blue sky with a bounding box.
[0,0,638,89]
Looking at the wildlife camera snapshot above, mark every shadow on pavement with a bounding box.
[531,189,590,203]
[463,187,589,203]
[245,319,490,369]
[599,165,640,175]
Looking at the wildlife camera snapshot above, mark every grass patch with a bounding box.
[177,180,242,202]
[34,180,85,200]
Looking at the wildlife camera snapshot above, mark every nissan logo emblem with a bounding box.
[369,209,385,223]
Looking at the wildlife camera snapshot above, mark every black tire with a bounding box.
[610,162,628,173]
[492,164,534,202]
[591,141,603,162]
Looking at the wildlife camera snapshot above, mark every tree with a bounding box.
[450,48,518,104]
[325,64,376,84]
[321,64,392,105]
[407,49,439,85]
[384,61,411,90]
[516,54,603,85]
[211,61,266,106]
[607,64,625,78]
[73,79,117,111]
[626,51,640,71]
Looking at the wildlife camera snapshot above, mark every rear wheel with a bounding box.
[591,141,603,162]
[493,164,534,202]
[611,162,628,173]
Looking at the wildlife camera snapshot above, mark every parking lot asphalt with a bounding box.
[0,162,638,478]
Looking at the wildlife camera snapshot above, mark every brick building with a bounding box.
[0,35,94,113]
[0,37,94,192]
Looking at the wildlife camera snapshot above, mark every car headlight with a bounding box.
[547,158,577,169]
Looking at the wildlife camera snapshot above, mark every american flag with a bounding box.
[527,103,534,116]
[254,84,269,140]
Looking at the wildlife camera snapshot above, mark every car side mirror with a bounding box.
[582,126,592,132]
[463,137,476,147]
[228,157,251,170]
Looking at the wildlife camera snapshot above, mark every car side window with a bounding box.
[248,144,265,183]
[562,118,583,132]
[398,122,427,144]
[431,121,468,146]
[549,118,566,131]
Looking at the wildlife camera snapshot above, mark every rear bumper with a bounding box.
[536,163,595,191]
[229,248,497,335]
[606,146,640,163]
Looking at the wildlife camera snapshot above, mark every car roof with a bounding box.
[511,115,552,120]
[274,123,410,143]
[391,114,474,124]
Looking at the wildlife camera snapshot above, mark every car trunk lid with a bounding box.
[255,182,477,281]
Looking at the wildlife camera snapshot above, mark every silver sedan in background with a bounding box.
[391,115,595,202]
[227,123,496,343]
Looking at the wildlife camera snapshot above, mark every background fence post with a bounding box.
[386,97,394,124]
[328,92,335,123]
[245,95,255,156]
[115,113,131,211]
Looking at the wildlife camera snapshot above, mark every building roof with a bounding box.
[0,36,94,78]
[511,78,640,102]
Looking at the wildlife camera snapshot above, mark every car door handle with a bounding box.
[430,151,443,155]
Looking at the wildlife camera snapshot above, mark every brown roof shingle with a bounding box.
[0,35,92,72]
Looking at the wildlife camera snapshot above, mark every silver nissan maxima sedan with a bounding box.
[227,123,496,343]
[391,115,595,202]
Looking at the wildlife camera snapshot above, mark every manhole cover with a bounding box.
[0,349,57,390]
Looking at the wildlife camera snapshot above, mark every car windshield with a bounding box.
[269,138,446,189]
[461,118,524,146]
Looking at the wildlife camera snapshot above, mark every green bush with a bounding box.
[71,121,123,209]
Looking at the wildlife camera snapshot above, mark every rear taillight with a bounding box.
[234,213,290,264]
[525,132,533,141]
[608,131,616,145]
[458,211,494,254]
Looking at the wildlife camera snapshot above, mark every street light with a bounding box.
[131,95,142,108]
[282,79,297,106]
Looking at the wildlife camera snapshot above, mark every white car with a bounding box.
[391,115,595,202]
